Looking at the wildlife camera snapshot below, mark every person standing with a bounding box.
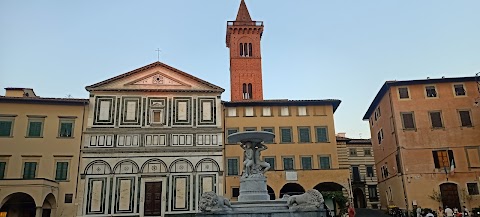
[416,206,422,217]
[347,202,355,217]
[445,206,454,217]
[463,206,470,216]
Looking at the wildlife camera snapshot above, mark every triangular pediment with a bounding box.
[86,61,224,93]
[128,72,189,87]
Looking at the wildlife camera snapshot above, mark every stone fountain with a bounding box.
[197,131,327,217]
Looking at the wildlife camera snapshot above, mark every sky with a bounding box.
[1,1,480,139]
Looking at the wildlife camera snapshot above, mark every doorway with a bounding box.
[353,188,366,208]
[144,182,162,216]
[440,183,460,209]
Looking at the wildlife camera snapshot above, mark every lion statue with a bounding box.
[287,189,325,211]
[199,191,232,212]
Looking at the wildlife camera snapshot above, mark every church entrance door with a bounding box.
[144,182,162,216]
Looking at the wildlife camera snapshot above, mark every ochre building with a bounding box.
[0,88,88,217]
[363,76,480,211]
[223,1,351,215]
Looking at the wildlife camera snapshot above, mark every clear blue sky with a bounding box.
[1,1,479,139]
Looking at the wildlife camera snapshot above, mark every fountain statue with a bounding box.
[197,131,327,217]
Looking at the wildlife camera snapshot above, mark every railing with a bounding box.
[227,21,263,26]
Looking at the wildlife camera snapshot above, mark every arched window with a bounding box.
[239,43,244,56]
[244,43,248,57]
[248,43,253,56]
[248,83,253,99]
[243,83,249,99]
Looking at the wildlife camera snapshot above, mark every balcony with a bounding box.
[352,174,366,184]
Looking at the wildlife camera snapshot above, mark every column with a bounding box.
[35,207,43,217]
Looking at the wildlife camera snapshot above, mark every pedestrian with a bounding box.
[346,202,355,217]
[439,206,444,217]
[445,206,454,217]
[463,206,470,216]
[417,206,422,217]
[426,210,435,217]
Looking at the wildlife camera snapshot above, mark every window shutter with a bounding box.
[317,127,327,142]
[432,151,440,168]
[402,113,415,129]
[459,111,472,127]
[29,122,42,137]
[430,112,443,128]
[0,121,12,136]
[448,150,455,168]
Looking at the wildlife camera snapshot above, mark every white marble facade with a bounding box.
[77,62,224,217]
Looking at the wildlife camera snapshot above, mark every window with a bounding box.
[239,42,253,57]
[374,107,381,121]
[227,108,237,117]
[467,183,479,195]
[432,150,455,169]
[0,117,14,137]
[366,166,374,177]
[227,158,239,175]
[315,127,328,142]
[242,83,253,99]
[248,83,253,99]
[381,165,389,178]
[454,84,466,96]
[64,194,73,203]
[232,187,240,198]
[401,112,416,130]
[280,128,292,143]
[283,157,294,170]
[364,149,372,156]
[23,162,37,179]
[226,128,239,144]
[261,128,275,143]
[425,85,437,98]
[55,162,69,181]
[280,106,289,116]
[150,102,165,125]
[27,118,44,137]
[319,156,331,169]
[298,127,310,143]
[429,111,444,128]
[398,87,410,99]
[377,129,384,144]
[264,157,275,170]
[298,106,307,116]
[301,156,312,170]
[349,148,357,156]
[368,185,378,200]
[244,127,256,131]
[262,107,271,116]
[459,110,473,127]
[0,162,5,179]
[58,119,75,137]
[245,107,254,117]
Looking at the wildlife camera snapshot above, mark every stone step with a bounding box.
[230,200,290,211]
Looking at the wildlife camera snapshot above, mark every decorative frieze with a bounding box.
[89,135,114,147]
[171,134,194,146]
[117,134,140,147]
[196,134,219,146]
[145,134,167,146]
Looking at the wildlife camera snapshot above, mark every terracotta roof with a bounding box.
[236,0,252,22]
[223,99,341,112]
[362,76,478,120]
[86,61,225,92]
[0,96,88,105]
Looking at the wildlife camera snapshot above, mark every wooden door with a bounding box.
[144,182,162,216]
[440,183,460,209]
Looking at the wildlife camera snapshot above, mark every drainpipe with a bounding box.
[388,89,410,216]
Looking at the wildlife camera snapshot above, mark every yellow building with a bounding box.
[363,76,480,212]
[0,88,88,217]
[223,100,351,214]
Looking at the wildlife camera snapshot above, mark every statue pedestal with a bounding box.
[238,175,270,202]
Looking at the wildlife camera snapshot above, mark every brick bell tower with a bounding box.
[226,0,264,101]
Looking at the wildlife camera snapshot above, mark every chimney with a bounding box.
[4,88,37,97]
[336,132,346,138]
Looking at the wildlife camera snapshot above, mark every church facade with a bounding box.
[75,62,224,217]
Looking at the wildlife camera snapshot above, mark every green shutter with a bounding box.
[0,121,12,136]
[56,162,68,180]
[23,162,37,179]
[283,158,294,170]
[299,128,310,143]
[281,128,292,143]
[301,157,312,170]
[28,122,42,137]
[265,157,275,170]
[227,129,238,144]
[0,162,6,179]
[227,159,238,175]
[316,127,328,142]
[262,128,274,143]
[60,122,73,137]
[320,157,330,169]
